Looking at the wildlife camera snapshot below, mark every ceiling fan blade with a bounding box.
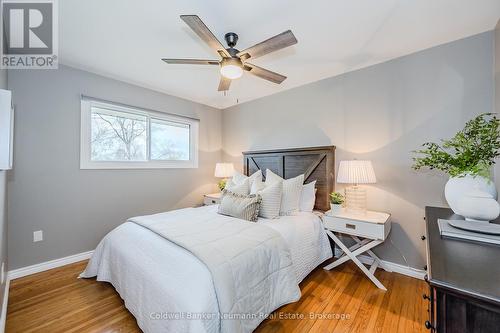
[218,76,231,91]
[244,63,286,84]
[180,15,231,58]
[237,30,297,61]
[162,58,219,65]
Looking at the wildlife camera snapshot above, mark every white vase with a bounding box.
[444,174,500,222]
[330,203,343,215]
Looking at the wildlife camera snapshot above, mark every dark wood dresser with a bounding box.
[425,207,500,333]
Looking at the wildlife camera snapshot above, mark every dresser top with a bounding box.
[426,206,500,305]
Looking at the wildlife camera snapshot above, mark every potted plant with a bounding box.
[218,179,227,191]
[329,192,344,215]
[413,113,500,222]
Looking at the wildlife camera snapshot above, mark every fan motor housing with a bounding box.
[220,57,242,68]
[224,32,238,48]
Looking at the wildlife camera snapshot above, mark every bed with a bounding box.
[81,146,336,333]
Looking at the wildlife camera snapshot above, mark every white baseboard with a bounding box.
[0,278,10,333]
[333,249,426,280]
[0,248,423,332]
[0,250,93,332]
[6,249,424,282]
[8,250,94,281]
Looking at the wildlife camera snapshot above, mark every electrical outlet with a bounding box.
[33,230,43,242]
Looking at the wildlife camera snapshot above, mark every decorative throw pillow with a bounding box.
[250,178,266,194]
[218,190,261,222]
[231,170,247,184]
[252,180,282,219]
[299,180,317,212]
[231,170,262,193]
[225,178,250,195]
[265,169,304,215]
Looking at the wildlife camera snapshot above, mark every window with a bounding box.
[80,97,198,169]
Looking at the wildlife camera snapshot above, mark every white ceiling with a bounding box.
[60,0,500,109]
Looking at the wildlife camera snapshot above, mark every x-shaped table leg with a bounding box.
[351,235,392,273]
[323,230,387,290]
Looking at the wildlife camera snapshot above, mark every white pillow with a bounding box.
[231,170,262,193]
[265,169,304,215]
[250,179,266,194]
[225,178,250,195]
[232,170,247,184]
[299,181,317,212]
[255,181,282,219]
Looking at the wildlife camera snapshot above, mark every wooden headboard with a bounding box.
[243,146,335,211]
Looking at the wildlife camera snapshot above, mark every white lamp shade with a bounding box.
[337,160,376,184]
[214,163,235,178]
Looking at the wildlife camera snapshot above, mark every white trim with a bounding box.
[0,246,424,333]
[0,248,424,333]
[0,90,13,171]
[0,278,9,333]
[334,248,425,280]
[80,95,200,122]
[5,248,424,283]
[0,251,94,332]
[80,98,199,169]
[7,248,423,284]
[8,250,94,280]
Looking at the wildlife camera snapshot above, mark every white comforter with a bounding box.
[80,205,331,333]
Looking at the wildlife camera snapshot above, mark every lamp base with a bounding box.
[344,186,367,214]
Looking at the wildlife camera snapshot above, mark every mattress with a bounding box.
[80,205,332,333]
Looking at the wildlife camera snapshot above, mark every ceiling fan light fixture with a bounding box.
[162,15,297,90]
[220,58,243,80]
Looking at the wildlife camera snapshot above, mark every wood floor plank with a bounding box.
[357,272,395,333]
[6,259,428,333]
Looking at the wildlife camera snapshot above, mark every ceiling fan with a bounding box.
[162,15,298,91]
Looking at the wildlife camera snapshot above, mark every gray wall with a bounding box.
[7,65,222,269]
[0,68,8,316]
[222,32,494,270]
[6,31,496,272]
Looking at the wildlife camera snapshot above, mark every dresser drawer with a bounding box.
[323,214,391,240]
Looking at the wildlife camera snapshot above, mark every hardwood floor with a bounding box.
[6,260,429,333]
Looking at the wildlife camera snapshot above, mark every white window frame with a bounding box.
[80,97,199,169]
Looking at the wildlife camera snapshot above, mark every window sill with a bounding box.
[80,160,198,169]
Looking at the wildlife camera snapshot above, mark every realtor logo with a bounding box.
[1,0,58,69]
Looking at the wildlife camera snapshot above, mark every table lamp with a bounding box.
[214,163,235,191]
[337,160,376,213]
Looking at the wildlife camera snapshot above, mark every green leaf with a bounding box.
[412,113,500,178]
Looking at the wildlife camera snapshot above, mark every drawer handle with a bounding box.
[212,200,216,203]
[424,321,434,330]
[346,223,356,229]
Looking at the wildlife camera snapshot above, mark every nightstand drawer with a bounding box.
[323,214,391,240]
[203,194,221,205]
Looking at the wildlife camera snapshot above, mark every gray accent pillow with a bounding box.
[218,190,262,222]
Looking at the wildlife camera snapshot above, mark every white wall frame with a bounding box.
[80,97,199,169]
[0,89,13,170]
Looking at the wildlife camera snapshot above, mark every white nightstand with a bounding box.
[203,192,222,206]
[322,210,392,290]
